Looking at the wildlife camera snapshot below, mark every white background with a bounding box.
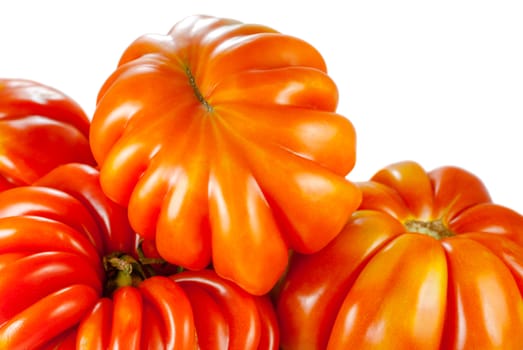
[1,1,522,212]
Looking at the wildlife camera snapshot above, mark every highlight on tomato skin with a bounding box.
[0,164,280,349]
[274,160,523,350]
[89,14,362,296]
[0,78,95,190]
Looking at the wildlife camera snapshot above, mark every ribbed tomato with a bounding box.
[275,160,523,349]
[0,163,279,349]
[89,14,361,295]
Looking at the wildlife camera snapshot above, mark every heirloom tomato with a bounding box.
[0,163,279,349]
[275,161,523,349]
[89,15,361,295]
[0,79,95,190]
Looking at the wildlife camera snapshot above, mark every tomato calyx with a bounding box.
[102,243,166,296]
[184,65,213,112]
[404,218,454,240]
[103,252,147,296]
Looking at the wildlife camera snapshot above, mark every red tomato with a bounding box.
[89,15,361,295]
[0,163,279,349]
[275,160,523,349]
[0,79,95,190]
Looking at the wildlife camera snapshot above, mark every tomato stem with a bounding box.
[103,253,147,296]
[404,218,454,240]
[102,243,171,297]
[184,65,213,112]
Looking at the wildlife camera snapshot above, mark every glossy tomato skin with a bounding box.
[76,276,197,350]
[90,15,361,295]
[33,163,136,254]
[0,164,280,349]
[172,269,280,350]
[0,164,135,349]
[275,161,523,349]
[0,79,95,190]
[76,270,279,350]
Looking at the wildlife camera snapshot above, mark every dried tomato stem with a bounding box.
[102,253,146,296]
[404,218,454,240]
[102,243,169,297]
[184,65,213,112]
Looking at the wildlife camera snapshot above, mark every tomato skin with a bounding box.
[0,163,135,271]
[0,164,136,349]
[0,186,106,254]
[172,269,280,350]
[0,215,103,271]
[74,271,278,350]
[0,79,95,189]
[275,161,523,349]
[253,294,281,350]
[327,233,448,349]
[139,277,196,349]
[76,299,113,350]
[90,14,361,295]
[40,328,78,350]
[439,237,523,349]
[0,251,102,324]
[173,270,262,349]
[0,285,99,350]
[34,163,136,254]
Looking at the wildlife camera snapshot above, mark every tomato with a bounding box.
[0,79,95,190]
[0,163,279,349]
[89,14,361,295]
[275,160,523,349]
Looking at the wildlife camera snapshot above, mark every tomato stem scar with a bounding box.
[404,218,455,240]
[185,65,213,112]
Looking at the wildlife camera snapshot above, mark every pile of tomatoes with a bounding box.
[1,14,522,350]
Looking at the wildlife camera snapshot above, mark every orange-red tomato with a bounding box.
[0,79,95,190]
[0,163,279,349]
[275,160,523,349]
[89,15,361,295]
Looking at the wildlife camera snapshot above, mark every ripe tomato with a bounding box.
[0,163,279,349]
[0,79,95,190]
[89,14,361,295]
[275,161,523,349]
